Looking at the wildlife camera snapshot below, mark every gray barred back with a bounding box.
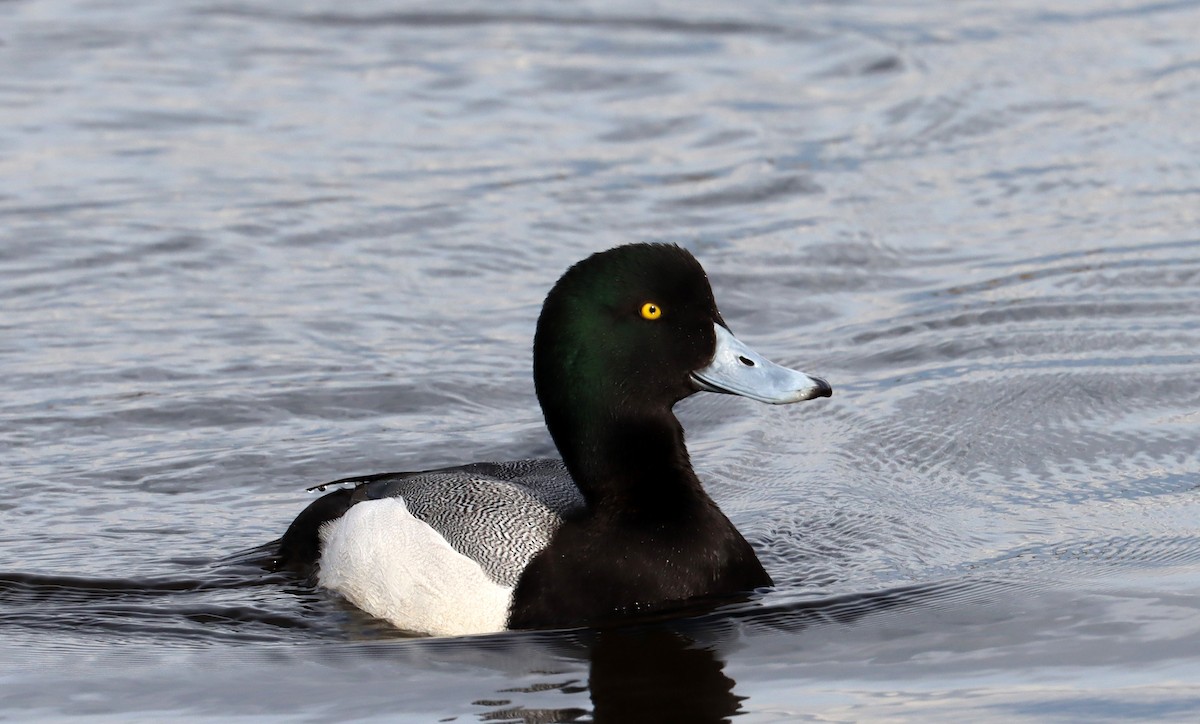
[350,459,585,587]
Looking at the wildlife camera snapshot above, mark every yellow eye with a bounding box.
[640,302,662,320]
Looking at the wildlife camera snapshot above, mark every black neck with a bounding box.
[547,406,708,514]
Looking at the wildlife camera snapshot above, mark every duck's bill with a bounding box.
[691,324,832,404]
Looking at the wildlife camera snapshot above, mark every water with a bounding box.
[2,0,1199,720]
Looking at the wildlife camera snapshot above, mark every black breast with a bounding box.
[506,495,771,629]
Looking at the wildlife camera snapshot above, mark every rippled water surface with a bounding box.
[3,0,1200,721]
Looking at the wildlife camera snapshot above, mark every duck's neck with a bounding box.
[548,405,708,514]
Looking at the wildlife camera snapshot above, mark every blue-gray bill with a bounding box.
[690,324,832,404]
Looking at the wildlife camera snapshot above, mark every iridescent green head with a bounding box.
[533,244,831,471]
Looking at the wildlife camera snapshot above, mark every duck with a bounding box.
[274,243,831,636]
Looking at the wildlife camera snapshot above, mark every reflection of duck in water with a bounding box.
[275,244,831,635]
[588,628,741,724]
[473,628,741,724]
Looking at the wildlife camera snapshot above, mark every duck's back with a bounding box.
[275,458,586,634]
[276,459,585,586]
[356,459,584,587]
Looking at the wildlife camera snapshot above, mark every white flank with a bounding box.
[318,497,513,636]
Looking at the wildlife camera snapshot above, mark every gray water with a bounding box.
[2,0,1199,721]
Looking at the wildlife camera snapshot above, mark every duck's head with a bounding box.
[533,244,831,446]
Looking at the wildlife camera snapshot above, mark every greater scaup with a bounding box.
[275,243,831,635]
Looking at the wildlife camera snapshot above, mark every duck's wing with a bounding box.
[353,458,584,587]
[276,459,585,588]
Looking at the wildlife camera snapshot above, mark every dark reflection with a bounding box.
[472,625,738,724]
[470,580,986,722]
[587,627,740,724]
